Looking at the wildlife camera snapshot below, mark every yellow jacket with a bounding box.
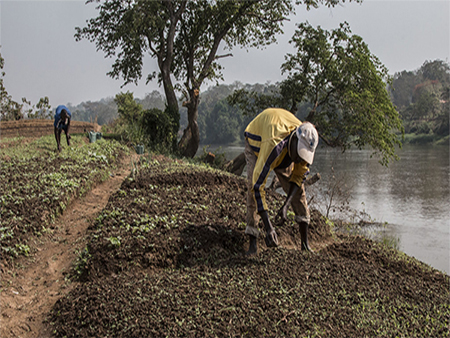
[244,108,310,212]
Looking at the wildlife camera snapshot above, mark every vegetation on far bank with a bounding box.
[402,133,449,146]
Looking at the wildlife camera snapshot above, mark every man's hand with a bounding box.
[264,228,279,248]
[276,182,300,226]
[276,203,289,226]
[260,211,279,247]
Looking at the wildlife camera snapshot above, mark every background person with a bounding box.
[54,105,72,152]
[244,108,319,255]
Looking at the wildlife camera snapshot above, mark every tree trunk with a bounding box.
[178,89,200,158]
[160,64,180,153]
[161,71,179,118]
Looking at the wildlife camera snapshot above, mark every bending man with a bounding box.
[54,105,72,152]
[244,108,319,255]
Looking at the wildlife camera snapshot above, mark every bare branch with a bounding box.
[215,53,233,60]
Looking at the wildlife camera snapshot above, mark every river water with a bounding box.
[200,143,449,274]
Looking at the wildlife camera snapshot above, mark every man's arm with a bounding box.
[65,121,71,146]
[277,182,300,225]
[66,117,71,136]
[259,210,279,247]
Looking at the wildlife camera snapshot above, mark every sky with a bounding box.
[1,0,449,107]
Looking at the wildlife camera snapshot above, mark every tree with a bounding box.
[76,0,184,150]
[196,83,252,144]
[1,51,23,121]
[1,50,52,121]
[138,90,166,111]
[227,82,288,117]
[113,91,146,143]
[115,91,143,125]
[27,97,52,119]
[419,59,450,84]
[75,0,355,157]
[113,91,176,149]
[141,108,176,152]
[229,22,403,166]
[391,70,418,109]
[391,59,449,137]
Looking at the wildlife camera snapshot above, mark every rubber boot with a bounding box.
[299,221,313,252]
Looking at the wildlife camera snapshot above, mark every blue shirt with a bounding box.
[54,105,72,129]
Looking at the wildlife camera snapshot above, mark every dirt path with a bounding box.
[0,155,132,338]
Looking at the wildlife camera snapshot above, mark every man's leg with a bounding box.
[292,190,313,252]
[292,187,312,252]
[274,166,312,252]
[63,127,71,146]
[54,127,61,151]
[244,141,259,255]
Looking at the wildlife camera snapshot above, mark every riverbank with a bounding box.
[1,139,448,337]
[46,154,448,337]
[203,142,450,275]
[402,133,449,145]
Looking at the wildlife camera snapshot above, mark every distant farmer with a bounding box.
[54,105,72,152]
[244,108,319,255]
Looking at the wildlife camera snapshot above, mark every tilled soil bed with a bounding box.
[0,136,127,262]
[0,119,101,139]
[49,155,449,337]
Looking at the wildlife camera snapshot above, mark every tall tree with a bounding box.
[391,59,449,136]
[0,50,51,121]
[0,51,23,121]
[419,59,450,84]
[229,22,404,166]
[76,0,184,150]
[391,70,418,109]
[75,0,353,157]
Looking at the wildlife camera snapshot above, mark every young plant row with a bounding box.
[0,135,128,261]
[74,156,251,280]
[50,155,449,338]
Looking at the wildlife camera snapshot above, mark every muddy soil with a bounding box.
[47,155,449,337]
[1,153,448,337]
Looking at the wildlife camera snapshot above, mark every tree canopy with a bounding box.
[1,50,52,121]
[229,22,404,166]
[75,0,359,157]
[391,60,449,137]
[1,51,25,121]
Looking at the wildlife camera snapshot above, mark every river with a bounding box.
[199,143,450,274]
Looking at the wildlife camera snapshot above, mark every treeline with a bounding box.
[67,90,166,126]
[391,60,449,138]
[18,59,447,145]
[67,84,255,145]
[69,59,449,145]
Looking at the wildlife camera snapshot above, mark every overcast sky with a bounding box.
[1,0,449,107]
